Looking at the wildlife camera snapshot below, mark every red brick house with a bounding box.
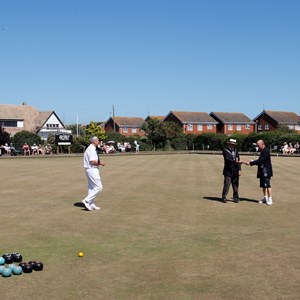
[253,110,300,133]
[164,111,217,134]
[104,116,145,136]
[209,112,255,135]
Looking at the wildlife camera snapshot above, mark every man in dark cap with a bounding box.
[221,138,242,203]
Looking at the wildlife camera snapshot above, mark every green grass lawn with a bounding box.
[1,154,300,299]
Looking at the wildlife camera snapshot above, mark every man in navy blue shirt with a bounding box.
[246,140,273,205]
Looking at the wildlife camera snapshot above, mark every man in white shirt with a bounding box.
[82,136,105,211]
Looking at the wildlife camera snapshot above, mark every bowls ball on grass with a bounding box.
[12,253,23,263]
[12,266,23,275]
[2,267,12,277]
[8,263,15,271]
[0,257,5,265]
[22,264,33,273]
[28,260,37,266]
[19,262,27,269]
[4,256,13,264]
[33,262,43,271]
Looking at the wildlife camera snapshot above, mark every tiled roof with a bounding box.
[0,104,39,120]
[37,111,53,127]
[114,117,145,127]
[167,111,217,124]
[262,110,300,124]
[210,112,254,123]
[146,115,164,121]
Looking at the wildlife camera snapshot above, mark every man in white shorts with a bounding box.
[82,136,105,211]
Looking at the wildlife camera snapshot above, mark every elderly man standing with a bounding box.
[221,138,242,203]
[246,139,273,205]
[82,136,105,211]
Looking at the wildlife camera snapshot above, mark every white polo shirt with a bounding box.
[84,144,99,169]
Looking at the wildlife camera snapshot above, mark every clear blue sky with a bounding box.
[1,0,300,125]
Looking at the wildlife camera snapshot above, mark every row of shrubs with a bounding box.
[7,128,300,154]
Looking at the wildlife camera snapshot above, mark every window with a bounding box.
[123,127,128,133]
[207,124,212,130]
[17,121,24,128]
[228,124,233,131]
[197,124,203,131]
[245,124,250,130]
[258,125,262,130]
[1,120,18,127]
[288,125,294,130]
[296,125,300,130]
[265,124,270,130]
[187,124,193,131]
[132,128,137,133]
[236,125,242,131]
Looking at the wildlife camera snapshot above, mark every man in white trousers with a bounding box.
[82,136,105,211]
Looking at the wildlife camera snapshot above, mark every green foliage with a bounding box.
[71,136,86,153]
[142,119,166,149]
[12,130,42,150]
[0,125,10,145]
[83,122,106,144]
[194,133,227,150]
[163,121,183,140]
[65,124,86,136]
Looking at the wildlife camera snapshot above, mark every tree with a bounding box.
[83,122,106,145]
[0,125,10,146]
[12,131,42,150]
[141,119,166,149]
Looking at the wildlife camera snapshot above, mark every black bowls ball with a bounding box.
[12,253,23,263]
[33,262,43,271]
[19,262,27,269]
[22,264,33,273]
[5,256,13,264]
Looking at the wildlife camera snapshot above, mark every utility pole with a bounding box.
[112,105,116,132]
[76,113,79,136]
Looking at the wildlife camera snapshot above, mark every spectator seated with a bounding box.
[22,143,30,156]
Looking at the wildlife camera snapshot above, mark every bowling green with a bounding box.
[1,153,300,300]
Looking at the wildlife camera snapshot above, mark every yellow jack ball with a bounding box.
[78,252,84,257]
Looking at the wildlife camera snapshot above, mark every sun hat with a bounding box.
[227,138,237,144]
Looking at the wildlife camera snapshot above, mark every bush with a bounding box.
[71,136,86,153]
[12,131,42,150]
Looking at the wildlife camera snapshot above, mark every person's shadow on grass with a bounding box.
[203,197,258,203]
[74,202,90,211]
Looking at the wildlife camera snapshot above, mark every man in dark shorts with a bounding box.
[246,140,273,205]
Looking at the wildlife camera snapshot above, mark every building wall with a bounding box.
[255,115,278,132]
[182,123,217,134]
[104,119,144,136]
[217,124,256,135]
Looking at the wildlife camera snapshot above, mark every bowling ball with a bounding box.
[12,253,23,263]
[5,256,13,264]
[0,257,5,265]
[2,267,12,277]
[13,266,23,275]
[33,262,43,271]
[8,263,15,271]
[22,264,33,273]
[19,262,27,269]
